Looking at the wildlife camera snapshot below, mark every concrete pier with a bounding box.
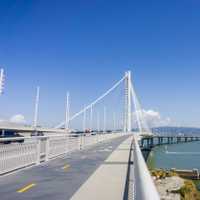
[140,136,200,150]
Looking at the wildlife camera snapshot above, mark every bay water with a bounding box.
[147,141,200,170]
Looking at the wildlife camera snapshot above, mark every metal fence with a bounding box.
[0,139,38,174]
[133,135,160,200]
[0,132,123,175]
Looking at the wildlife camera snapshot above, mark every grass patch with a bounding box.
[151,169,200,199]
[193,180,200,191]
[175,180,200,200]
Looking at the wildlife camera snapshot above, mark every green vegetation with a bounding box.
[147,148,200,199]
[150,169,200,200]
[151,169,177,179]
[140,134,153,138]
[173,180,200,200]
[193,180,200,191]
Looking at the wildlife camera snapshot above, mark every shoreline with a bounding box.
[147,146,200,199]
[151,169,200,200]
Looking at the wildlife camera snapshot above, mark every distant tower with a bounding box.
[124,71,131,132]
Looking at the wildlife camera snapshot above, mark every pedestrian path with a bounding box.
[70,136,133,200]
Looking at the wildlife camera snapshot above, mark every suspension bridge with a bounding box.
[0,70,197,200]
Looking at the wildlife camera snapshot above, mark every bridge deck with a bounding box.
[0,135,131,200]
[71,136,132,200]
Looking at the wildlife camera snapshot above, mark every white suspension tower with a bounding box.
[124,71,132,132]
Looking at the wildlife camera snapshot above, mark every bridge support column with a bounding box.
[150,138,154,148]
[158,137,162,145]
[146,138,149,148]
[141,139,144,147]
[161,137,163,145]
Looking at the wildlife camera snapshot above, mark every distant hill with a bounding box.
[152,126,200,136]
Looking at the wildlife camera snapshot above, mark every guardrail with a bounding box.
[0,133,124,175]
[133,135,160,200]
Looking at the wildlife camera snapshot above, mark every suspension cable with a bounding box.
[55,75,126,128]
[131,80,151,134]
[131,81,142,133]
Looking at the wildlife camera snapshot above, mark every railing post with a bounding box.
[96,133,98,143]
[65,135,68,153]
[45,137,50,162]
[80,134,83,150]
[36,139,41,165]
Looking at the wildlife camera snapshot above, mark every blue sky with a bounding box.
[0,0,200,127]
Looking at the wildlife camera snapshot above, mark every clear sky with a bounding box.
[0,0,200,128]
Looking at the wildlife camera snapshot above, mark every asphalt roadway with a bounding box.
[0,135,130,200]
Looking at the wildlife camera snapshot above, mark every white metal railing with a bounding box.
[0,139,38,174]
[133,135,160,200]
[0,132,124,175]
[48,136,67,159]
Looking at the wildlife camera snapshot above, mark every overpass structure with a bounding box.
[0,125,66,134]
[0,71,180,200]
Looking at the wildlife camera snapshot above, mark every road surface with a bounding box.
[0,135,130,200]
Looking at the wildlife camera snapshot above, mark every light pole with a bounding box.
[81,105,86,149]
[113,112,116,132]
[0,68,5,95]
[103,106,106,133]
[97,111,100,132]
[65,92,70,132]
[97,111,100,142]
[33,86,40,130]
[90,105,93,132]
[0,69,5,137]
[83,106,86,132]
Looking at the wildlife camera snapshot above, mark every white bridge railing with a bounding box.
[0,133,124,175]
[133,135,160,200]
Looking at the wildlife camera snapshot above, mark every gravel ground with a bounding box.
[155,176,184,200]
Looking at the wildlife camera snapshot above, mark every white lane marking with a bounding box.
[98,148,112,152]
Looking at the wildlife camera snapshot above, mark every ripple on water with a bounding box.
[147,141,200,170]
